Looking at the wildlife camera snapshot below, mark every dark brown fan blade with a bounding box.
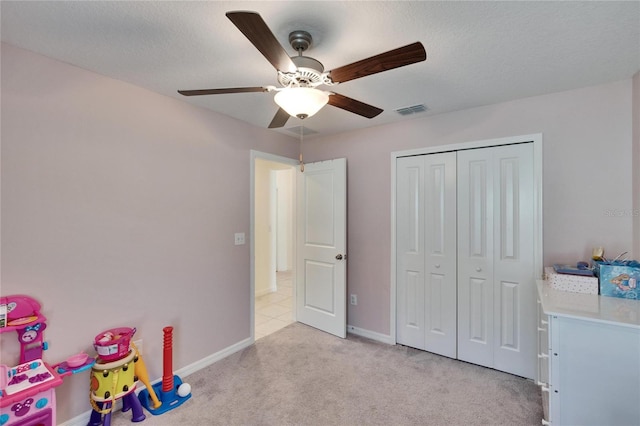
[226,11,296,73]
[328,93,383,118]
[268,108,290,128]
[178,87,269,96]
[329,42,426,84]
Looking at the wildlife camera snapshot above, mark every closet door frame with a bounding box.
[390,134,543,345]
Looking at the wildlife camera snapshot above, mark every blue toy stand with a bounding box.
[138,375,191,415]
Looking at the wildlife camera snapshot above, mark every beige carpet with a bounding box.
[109,323,542,425]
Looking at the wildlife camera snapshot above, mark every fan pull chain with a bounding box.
[299,123,305,172]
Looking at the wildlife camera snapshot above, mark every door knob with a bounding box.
[435,264,441,268]
[336,254,343,260]
[476,267,482,272]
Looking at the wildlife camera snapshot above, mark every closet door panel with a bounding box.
[493,143,536,379]
[396,156,426,349]
[396,142,536,379]
[457,150,494,368]
[424,153,457,358]
[468,276,489,342]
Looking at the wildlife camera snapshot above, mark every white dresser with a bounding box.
[536,280,640,425]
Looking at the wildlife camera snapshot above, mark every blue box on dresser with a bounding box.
[597,261,640,299]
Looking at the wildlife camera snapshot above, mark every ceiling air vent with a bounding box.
[395,104,428,116]
[285,126,318,136]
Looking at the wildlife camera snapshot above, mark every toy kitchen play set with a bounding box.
[0,295,94,426]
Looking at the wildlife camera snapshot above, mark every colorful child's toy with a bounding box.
[0,295,93,426]
[130,341,161,410]
[88,327,146,426]
[0,358,63,426]
[93,327,136,362]
[138,326,191,415]
[2,295,48,364]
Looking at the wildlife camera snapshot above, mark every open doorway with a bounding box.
[251,151,297,340]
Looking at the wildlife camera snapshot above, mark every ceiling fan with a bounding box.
[178,11,427,129]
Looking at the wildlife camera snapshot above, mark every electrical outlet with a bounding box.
[234,232,245,245]
[133,339,143,356]
[350,294,357,305]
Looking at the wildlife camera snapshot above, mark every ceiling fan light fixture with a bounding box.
[274,87,329,119]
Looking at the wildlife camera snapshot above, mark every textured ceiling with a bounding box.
[1,1,639,138]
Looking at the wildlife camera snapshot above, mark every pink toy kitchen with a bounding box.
[1,295,94,426]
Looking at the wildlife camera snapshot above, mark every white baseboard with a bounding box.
[347,324,395,345]
[59,336,253,426]
[174,336,252,378]
[255,286,278,298]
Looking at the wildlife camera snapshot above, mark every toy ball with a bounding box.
[177,383,191,397]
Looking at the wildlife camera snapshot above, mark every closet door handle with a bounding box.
[476,267,482,272]
[435,264,441,268]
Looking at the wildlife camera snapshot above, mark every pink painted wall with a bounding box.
[0,43,298,422]
[302,79,634,336]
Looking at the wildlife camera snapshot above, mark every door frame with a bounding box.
[389,133,543,344]
[250,150,298,341]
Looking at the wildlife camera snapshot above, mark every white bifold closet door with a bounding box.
[396,152,457,358]
[396,143,535,379]
[457,143,535,379]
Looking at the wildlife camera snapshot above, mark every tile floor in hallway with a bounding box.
[255,270,294,340]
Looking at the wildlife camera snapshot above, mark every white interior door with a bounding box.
[396,153,457,357]
[458,143,535,379]
[457,148,495,367]
[491,143,535,379]
[396,156,426,349]
[395,142,536,379]
[423,152,457,357]
[296,158,347,338]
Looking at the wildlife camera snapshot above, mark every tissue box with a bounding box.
[597,262,640,300]
[544,266,599,294]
